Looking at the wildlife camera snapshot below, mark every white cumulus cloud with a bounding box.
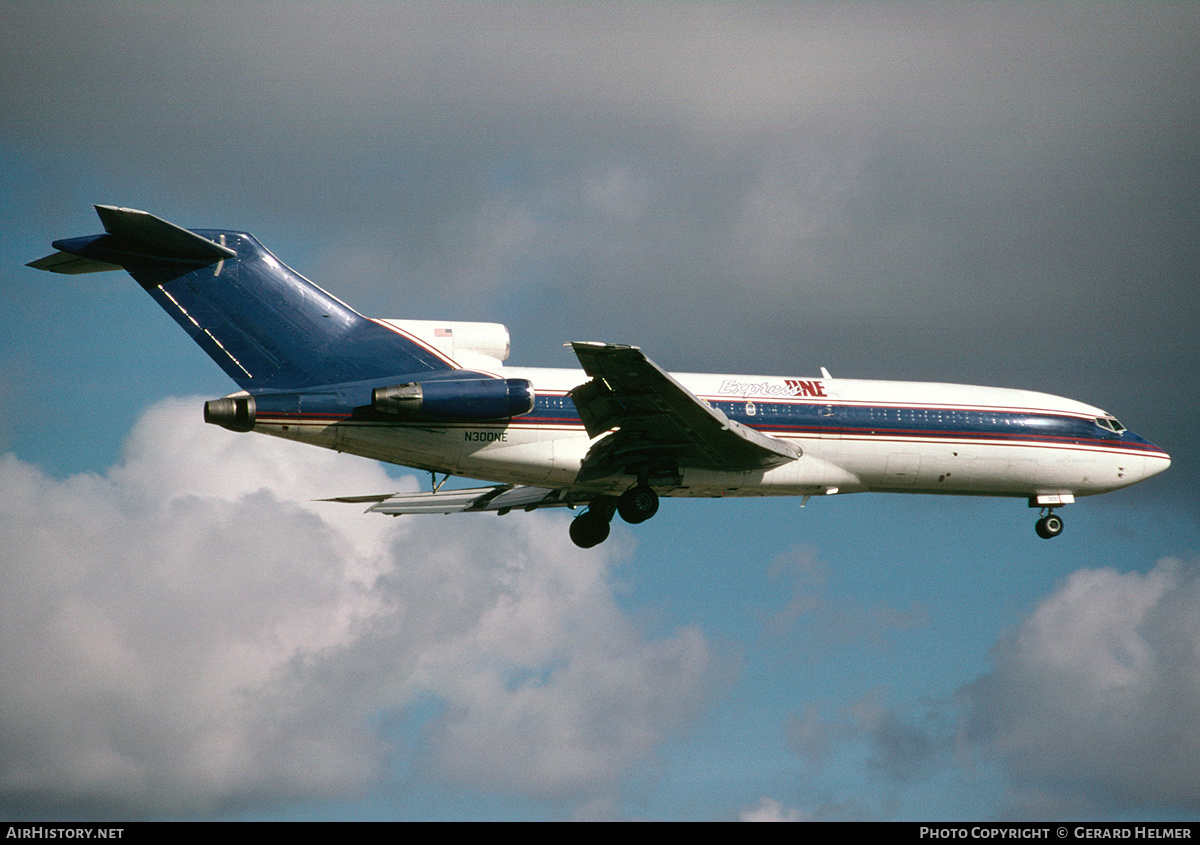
[960,558,1200,813]
[0,398,715,816]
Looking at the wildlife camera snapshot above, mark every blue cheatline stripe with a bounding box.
[255,399,1163,459]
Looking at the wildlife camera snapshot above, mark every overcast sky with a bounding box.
[2,1,1197,821]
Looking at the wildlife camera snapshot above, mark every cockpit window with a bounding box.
[1095,416,1126,433]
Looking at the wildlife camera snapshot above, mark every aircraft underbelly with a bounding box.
[356,422,584,487]
[261,418,1136,500]
[256,419,576,487]
[256,419,465,474]
[839,438,1118,496]
[458,436,578,487]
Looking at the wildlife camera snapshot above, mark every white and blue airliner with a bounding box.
[31,206,1171,547]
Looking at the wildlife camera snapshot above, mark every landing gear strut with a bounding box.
[1035,511,1064,539]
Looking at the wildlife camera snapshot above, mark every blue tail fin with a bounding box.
[29,206,456,390]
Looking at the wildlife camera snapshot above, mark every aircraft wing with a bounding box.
[568,342,800,481]
[323,485,579,515]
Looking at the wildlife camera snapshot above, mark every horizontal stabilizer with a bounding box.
[93,205,236,263]
[26,250,122,274]
[28,205,235,274]
[323,485,576,515]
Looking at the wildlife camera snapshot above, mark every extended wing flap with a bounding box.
[567,342,799,477]
[325,485,574,515]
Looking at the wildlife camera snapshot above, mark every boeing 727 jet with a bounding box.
[30,206,1170,547]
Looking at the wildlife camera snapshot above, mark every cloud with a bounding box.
[777,557,1200,817]
[739,796,807,822]
[960,558,1200,814]
[0,398,715,816]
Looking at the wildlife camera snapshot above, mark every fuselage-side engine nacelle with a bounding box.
[372,377,534,421]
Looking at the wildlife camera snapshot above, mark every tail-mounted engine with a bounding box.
[204,393,257,432]
[373,377,534,421]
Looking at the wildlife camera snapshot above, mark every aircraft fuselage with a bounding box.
[250,361,1168,504]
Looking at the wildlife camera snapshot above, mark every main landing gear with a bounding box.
[569,484,660,548]
[1035,510,1064,540]
[569,505,612,548]
[617,484,659,524]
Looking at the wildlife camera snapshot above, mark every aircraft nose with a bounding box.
[1113,429,1170,487]
[1143,449,1171,480]
[1130,437,1170,484]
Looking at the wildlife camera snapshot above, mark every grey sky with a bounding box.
[12,3,1194,472]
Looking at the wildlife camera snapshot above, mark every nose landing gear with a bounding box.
[1029,494,1072,540]
[1035,511,1064,539]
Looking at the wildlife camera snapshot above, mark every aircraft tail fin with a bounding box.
[29,206,457,389]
